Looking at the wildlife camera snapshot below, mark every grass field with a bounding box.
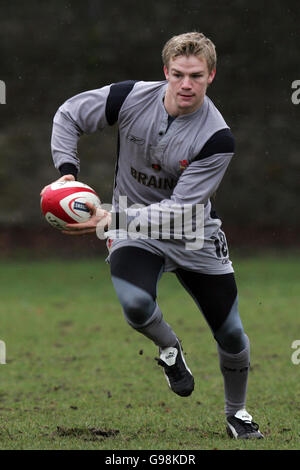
[0,253,299,450]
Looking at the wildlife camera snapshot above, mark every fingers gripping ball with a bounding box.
[40,181,101,230]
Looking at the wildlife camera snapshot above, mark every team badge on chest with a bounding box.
[179,160,189,172]
[152,163,161,172]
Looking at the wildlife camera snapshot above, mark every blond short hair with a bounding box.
[162,32,217,73]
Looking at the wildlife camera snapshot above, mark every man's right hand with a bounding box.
[40,174,75,197]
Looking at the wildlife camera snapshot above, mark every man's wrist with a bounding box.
[59,163,78,179]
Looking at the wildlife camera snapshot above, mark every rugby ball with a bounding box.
[41,181,101,230]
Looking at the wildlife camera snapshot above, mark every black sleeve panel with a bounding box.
[194,128,235,161]
[105,80,139,126]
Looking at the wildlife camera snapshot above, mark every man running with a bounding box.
[44,32,264,439]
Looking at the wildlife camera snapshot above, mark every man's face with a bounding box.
[164,55,216,116]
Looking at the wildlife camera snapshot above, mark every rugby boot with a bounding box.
[226,409,264,439]
[156,340,194,397]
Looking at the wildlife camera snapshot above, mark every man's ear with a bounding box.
[163,65,169,81]
[208,68,216,85]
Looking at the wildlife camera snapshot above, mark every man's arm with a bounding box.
[167,128,235,205]
[40,81,138,197]
[116,129,235,234]
[51,85,111,175]
[116,151,233,241]
[51,81,138,177]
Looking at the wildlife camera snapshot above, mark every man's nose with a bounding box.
[181,76,192,88]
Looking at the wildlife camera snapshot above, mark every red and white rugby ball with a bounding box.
[41,181,101,230]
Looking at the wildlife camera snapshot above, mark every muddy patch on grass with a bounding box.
[53,426,119,441]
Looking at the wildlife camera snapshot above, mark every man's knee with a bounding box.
[111,275,156,327]
[122,291,156,326]
[216,326,246,353]
[214,296,247,353]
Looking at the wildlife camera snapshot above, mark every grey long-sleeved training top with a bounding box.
[51,80,235,271]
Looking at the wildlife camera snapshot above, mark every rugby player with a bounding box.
[42,32,263,439]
